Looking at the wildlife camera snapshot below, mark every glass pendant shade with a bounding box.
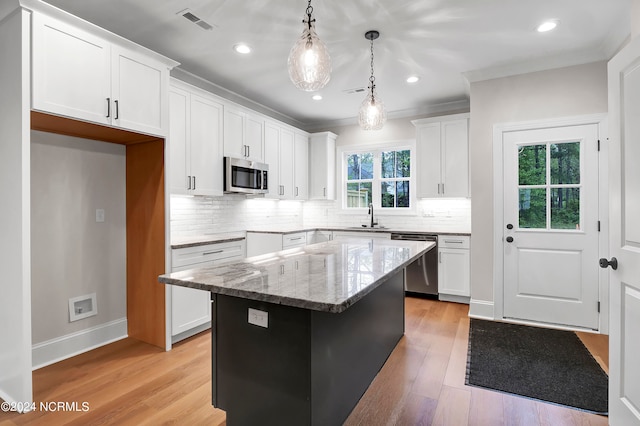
[358,89,387,130]
[288,22,331,91]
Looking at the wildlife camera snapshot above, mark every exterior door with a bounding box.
[503,124,601,329]
[608,34,640,425]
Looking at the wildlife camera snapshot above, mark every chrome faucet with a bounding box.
[368,203,378,228]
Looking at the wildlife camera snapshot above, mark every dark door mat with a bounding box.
[465,319,608,415]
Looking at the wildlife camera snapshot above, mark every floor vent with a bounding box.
[177,8,215,31]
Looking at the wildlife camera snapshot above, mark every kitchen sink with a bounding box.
[345,226,387,230]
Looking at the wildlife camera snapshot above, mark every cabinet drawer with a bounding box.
[438,235,470,249]
[172,240,246,268]
[283,232,307,248]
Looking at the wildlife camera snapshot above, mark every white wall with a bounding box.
[469,61,608,308]
[0,7,32,405]
[30,132,127,344]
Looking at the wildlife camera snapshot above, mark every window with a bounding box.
[342,144,414,212]
[518,141,581,230]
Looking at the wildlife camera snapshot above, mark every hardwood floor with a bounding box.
[0,298,608,426]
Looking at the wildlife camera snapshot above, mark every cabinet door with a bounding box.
[263,122,281,199]
[309,133,336,200]
[441,119,469,197]
[111,46,167,136]
[190,93,224,196]
[171,263,212,336]
[294,133,309,200]
[32,13,111,125]
[223,105,245,158]
[438,248,470,296]
[245,113,264,161]
[279,129,295,199]
[168,87,190,195]
[416,123,442,198]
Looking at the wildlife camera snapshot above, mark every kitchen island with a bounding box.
[159,238,434,425]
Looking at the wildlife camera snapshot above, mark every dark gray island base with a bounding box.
[159,239,434,425]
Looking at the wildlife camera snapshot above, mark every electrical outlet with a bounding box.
[248,308,268,328]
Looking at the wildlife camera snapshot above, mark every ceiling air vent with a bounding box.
[343,87,366,95]
[177,8,215,31]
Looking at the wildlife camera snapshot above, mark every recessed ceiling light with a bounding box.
[312,94,323,101]
[537,20,559,33]
[406,76,420,84]
[233,43,251,54]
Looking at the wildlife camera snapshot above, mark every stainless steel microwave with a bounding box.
[224,157,269,194]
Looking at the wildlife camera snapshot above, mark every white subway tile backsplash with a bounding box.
[170,195,470,240]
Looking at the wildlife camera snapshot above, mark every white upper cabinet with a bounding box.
[309,132,338,200]
[294,132,309,200]
[263,122,281,199]
[412,114,469,198]
[263,121,295,200]
[223,105,264,162]
[169,79,223,196]
[32,13,110,126]
[32,12,176,137]
[279,129,295,199]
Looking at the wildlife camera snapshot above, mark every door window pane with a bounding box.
[550,142,580,184]
[519,188,546,229]
[551,188,580,229]
[519,145,546,185]
[347,182,371,207]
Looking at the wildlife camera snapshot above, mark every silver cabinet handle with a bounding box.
[295,187,299,197]
[203,250,223,255]
[442,182,445,194]
[280,265,285,275]
[193,176,196,190]
[323,187,327,197]
[439,252,442,263]
[114,100,119,119]
[437,183,441,194]
[289,237,303,241]
[444,240,463,244]
[106,98,111,118]
[187,176,192,190]
[247,145,250,158]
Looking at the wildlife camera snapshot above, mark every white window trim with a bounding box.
[337,140,417,215]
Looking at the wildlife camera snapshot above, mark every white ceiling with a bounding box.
[43,0,631,130]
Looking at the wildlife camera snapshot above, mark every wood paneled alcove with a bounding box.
[31,111,166,348]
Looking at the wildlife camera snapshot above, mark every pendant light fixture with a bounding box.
[287,0,331,91]
[358,30,386,130]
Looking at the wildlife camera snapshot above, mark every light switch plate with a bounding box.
[248,308,268,328]
[95,209,105,223]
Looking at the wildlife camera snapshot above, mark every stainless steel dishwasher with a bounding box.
[391,233,438,296]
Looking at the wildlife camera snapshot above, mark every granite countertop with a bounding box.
[159,238,435,313]
[171,227,470,249]
[171,232,246,249]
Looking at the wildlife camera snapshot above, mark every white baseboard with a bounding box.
[32,318,127,370]
[469,299,494,320]
[438,294,470,304]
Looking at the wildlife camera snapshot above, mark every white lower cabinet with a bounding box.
[307,230,333,244]
[171,240,245,343]
[246,232,307,257]
[438,235,470,302]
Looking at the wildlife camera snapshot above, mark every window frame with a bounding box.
[338,140,417,215]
